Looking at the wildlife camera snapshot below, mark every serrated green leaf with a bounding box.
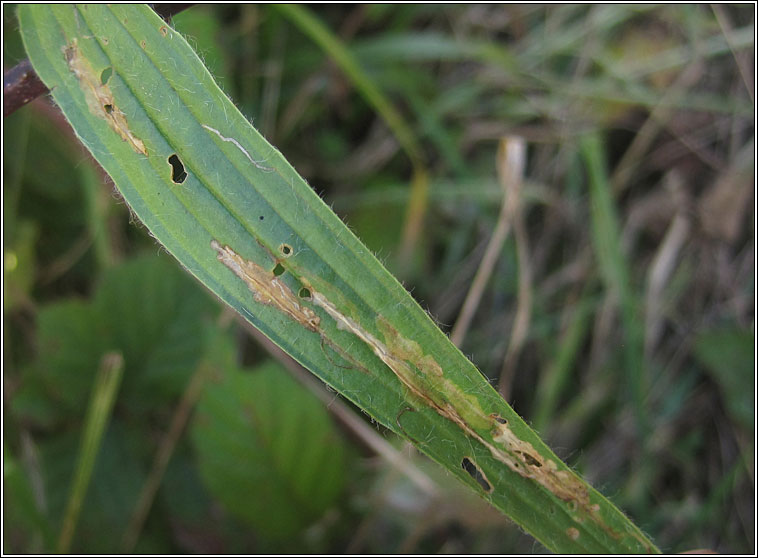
[192,362,347,539]
[19,5,658,552]
[93,255,219,407]
[22,254,219,424]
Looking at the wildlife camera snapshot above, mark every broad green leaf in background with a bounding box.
[12,255,219,425]
[18,5,659,553]
[693,328,754,431]
[11,251,340,552]
[39,425,155,555]
[191,361,347,540]
[9,254,224,553]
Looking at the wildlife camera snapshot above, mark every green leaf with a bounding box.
[20,254,219,424]
[39,425,148,555]
[93,255,218,408]
[171,6,229,93]
[19,5,658,552]
[191,361,347,539]
[33,299,105,414]
[581,133,647,437]
[58,352,124,553]
[693,328,755,430]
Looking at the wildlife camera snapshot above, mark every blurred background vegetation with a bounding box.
[3,4,754,554]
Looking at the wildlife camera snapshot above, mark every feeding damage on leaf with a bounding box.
[212,238,633,543]
[201,125,272,172]
[64,39,147,156]
[462,457,493,493]
[374,317,592,510]
[211,241,320,331]
[215,241,588,501]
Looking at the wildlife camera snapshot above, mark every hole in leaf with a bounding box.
[517,451,542,467]
[160,26,168,37]
[491,414,507,424]
[167,154,187,184]
[103,104,114,114]
[272,263,285,277]
[299,287,311,299]
[279,243,292,257]
[461,457,492,493]
[100,67,113,85]
[259,215,264,221]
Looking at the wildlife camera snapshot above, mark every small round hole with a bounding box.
[299,287,311,299]
[279,243,292,257]
[103,104,114,114]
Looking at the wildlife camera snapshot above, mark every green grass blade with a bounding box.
[57,352,124,553]
[274,4,429,261]
[581,133,648,441]
[533,295,594,433]
[273,4,423,167]
[19,5,658,553]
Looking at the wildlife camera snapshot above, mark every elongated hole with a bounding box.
[461,457,492,493]
[168,154,187,184]
[518,451,542,467]
[491,414,507,424]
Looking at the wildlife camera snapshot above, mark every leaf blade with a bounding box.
[19,5,658,553]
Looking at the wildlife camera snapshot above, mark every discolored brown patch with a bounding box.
[63,39,147,155]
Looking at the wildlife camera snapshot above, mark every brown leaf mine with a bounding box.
[211,240,320,331]
[210,239,611,538]
[64,39,147,155]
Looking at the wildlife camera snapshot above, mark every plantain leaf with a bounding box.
[18,5,658,553]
